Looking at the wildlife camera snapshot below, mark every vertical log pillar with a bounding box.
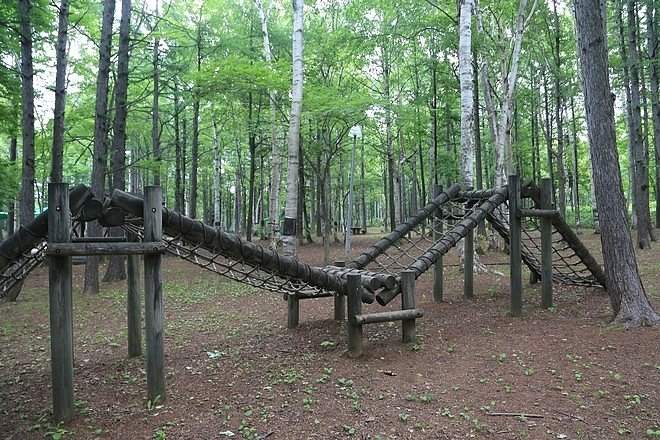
[127,231,142,357]
[144,186,165,402]
[400,270,416,343]
[346,273,363,358]
[509,175,522,317]
[540,178,554,309]
[333,261,346,321]
[287,295,300,328]
[464,207,474,298]
[433,185,444,302]
[48,183,74,423]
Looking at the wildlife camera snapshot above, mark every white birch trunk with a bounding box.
[459,0,475,188]
[282,0,304,258]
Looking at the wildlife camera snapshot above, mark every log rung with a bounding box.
[47,242,165,256]
[519,208,559,219]
[72,236,127,243]
[354,308,423,325]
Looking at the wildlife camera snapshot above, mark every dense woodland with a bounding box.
[0,0,659,322]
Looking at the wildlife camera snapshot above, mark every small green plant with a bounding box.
[153,427,166,440]
[411,341,423,352]
[573,370,583,382]
[419,391,434,403]
[398,412,409,422]
[342,424,356,435]
[338,377,354,389]
[238,420,258,439]
[404,393,416,402]
[302,397,315,409]
[147,395,162,412]
[646,428,660,437]
[524,367,535,376]
[317,367,333,384]
[441,408,454,419]
[446,344,456,353]
[320,340,335,349]
[44,423,69,440]
[482,327,494,335]
[496,353,507,363]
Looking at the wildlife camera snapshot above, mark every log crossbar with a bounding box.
[355,308,423,325]
[519,208,560,219]
[47,242,165,256]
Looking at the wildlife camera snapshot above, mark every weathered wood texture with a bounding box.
[433,184,444,303]
[346,274,363,358]
[354,308,423,325]
[400,270,416,343]
[143,187,165,402]
[333,261,346,321]
[0,185,92,275]
[540,178,553,309]
[127,231,142,357]
[47,242,165,256]
[509,176,523,317]
[48,183,74,423]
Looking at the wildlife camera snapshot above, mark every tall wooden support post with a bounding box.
[400,270,416,343]
[540,178,554,309]
[464,208,474,298]
[334,261,346,321]
[508,175,523,317]
[127,231,142,357]
[144,186,165,402]
[346,274,363,358]
[433,185,444,302]
[287,295,300,328]
[48,183,75,423]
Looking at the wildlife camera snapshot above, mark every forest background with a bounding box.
[1,0,659,283]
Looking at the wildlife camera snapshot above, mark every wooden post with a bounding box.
[540,178,553,309]
[127,231,142,357]
[48,183,74,423]
[464,221,474,298]
[400,270,416,343]
[433,184,444,302]
[287,295,300,329]
[346,274,363,358]
[509,175,523,317]
[144,186,165,402]
[333,261,346,321]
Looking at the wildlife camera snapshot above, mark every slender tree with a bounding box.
[649,0,660,228]
[50,0,69,183]
[18,0,35,225]
[574,0,659,327]
[282,0,303,258]
[85,0,116,295]
[103,0,132,283]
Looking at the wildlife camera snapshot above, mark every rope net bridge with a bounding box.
[1,181,605,303]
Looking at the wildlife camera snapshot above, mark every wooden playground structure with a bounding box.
[0,176,606,423]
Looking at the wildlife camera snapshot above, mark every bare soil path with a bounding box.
[0,230,658,439]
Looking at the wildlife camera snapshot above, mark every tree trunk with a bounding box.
[19,0,35,226]
[8,137,17,235]
[174,82,184,213]
[626,0,654,248]
[459,0,475,189]
[282,0,304,258]
[574,0,659,327]
[151,1,161,186]
[189,24,202,220]
[85,0,115,295]
[104,0,132,283]
[213,119,221,227]
[50,0,70,184]
[649,0,660,228]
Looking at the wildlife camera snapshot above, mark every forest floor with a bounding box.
[0,229,658,439]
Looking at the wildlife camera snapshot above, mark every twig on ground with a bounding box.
[488,412,544,418]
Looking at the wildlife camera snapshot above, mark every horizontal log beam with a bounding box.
[47,242,165,256]
[519,208,560,219]
[72,236,127,243]
[354,308,424,325]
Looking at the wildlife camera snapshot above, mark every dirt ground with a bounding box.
[0,230,658,439]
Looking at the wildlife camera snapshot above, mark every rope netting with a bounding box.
[487,199,605,287]
[0,241,46,300]
[120,220,334,298]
